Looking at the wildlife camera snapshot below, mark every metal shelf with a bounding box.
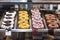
[0,1,60,5]
[54,36,60,39]
[54,29,60,32]
[0,29,60,32]
[11,29,32,32]
[38,29,48,32]
[0,29,5,32]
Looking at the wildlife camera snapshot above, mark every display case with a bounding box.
[0,0,60,40]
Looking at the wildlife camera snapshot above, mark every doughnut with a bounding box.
[46,17,56,20]
[6,11,16,17]
[33,23,44,29]
[3,24,11,26]
[5,17,12,19]
[45,14,56,20]
[40,24,44,29]
[18,23,29,29]
[45,14,55,17]
[19,11,28,14]
[48,23,59,28]
[33,23,41,28]
[47,20,58,24]
[18,21,28,24]
[19,16,29,20]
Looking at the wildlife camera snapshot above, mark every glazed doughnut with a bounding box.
[45,14,56,20]
[47,20,58,24]
[46,17,56,20]
[48,23,59,28]
[45,14,55,17]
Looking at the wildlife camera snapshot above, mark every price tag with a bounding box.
[5,31,11,36]
[58,4,60,10]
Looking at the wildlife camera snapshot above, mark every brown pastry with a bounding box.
[48,23,59,29]
[47,20,58,24]
[45,14,55,18]
[46,17,56,20]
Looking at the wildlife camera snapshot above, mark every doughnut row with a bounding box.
[31,8,44,29]
[45,14,59,29]
[1,11,16,29]
[18,11,30,29]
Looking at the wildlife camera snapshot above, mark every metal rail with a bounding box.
[0,1,60,5]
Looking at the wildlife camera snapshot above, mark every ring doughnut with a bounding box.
[48,23,59,28]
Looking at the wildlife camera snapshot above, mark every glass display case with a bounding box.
[0,0,60,40]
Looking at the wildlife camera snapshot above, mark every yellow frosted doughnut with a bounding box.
[19,11,23,13]
[19,17,29,20]
[18,24,29,29]
[18,21,28,24]
[23,11,28,13]
[19,14,24,16]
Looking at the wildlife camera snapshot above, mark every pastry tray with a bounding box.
[41,10,60,29]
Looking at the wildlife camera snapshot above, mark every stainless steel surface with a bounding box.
[0,0,27,2]
[0,29,5,32]
[11,29,32,32]
[32,0,60,2]
[54,36,60,39]
[38,29,48,32]
[32,1,60,3]
[0,0,60,3]
[0,29,60,32]
[54,29,60,32]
